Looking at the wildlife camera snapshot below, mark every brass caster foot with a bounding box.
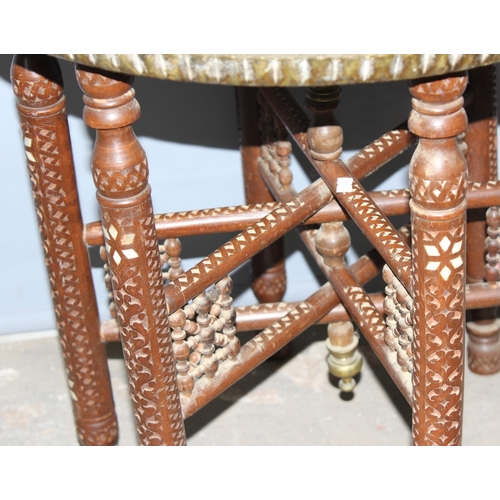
[326,322,363,393]
[338,377,356,392]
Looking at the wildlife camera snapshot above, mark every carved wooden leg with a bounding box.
[236,88,287,303]
[236,87,290,359]
[408,73,468,445]
[464,65,500,374]
[75,65,186,445]
[11,55,118,445]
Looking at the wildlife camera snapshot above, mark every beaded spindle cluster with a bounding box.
[382,265,414,373]
[170,276,240,396]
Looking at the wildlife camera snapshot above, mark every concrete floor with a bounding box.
[1,326,500,446]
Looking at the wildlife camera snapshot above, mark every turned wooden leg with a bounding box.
[236,87,287,303]
[315,223,363,393]
[408,73,468,445]
[11,55,118,445]
[236,87,290,359]
[464,65,500,374]
[75,65,186,445]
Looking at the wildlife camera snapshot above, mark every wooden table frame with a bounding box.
[11,54,500,445]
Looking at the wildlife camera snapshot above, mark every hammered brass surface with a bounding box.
[53,54,500,86]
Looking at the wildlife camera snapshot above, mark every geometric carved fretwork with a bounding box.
[76,64,186,446]
[409,73,468,446]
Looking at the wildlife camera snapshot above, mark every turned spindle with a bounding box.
[382,265,414,373]
[215,277,240,359]
[274,114,293,190]
[485,206,500,283]
[315,222,363,392]
[170,309,194,397]
[307,86,363,393]
[165,238,184,281]
[194,293,218,379]
[305,86,343,161]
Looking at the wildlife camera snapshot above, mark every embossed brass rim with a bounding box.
[53,54,500,86]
